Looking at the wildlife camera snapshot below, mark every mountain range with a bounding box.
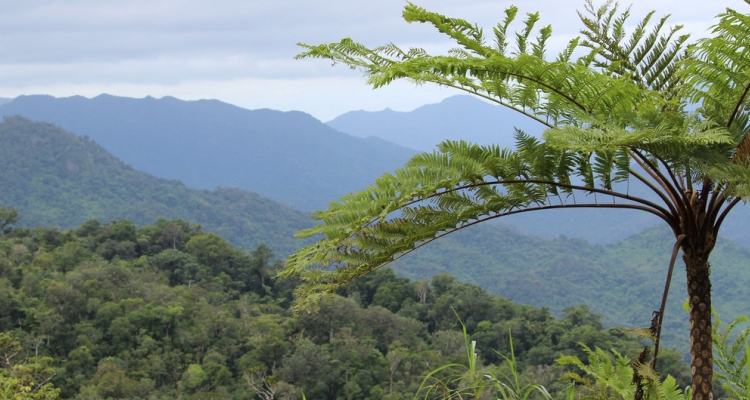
[0,94,416,212]
[327,94,545,152]
[2,93,744,246]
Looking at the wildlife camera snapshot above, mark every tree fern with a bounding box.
[289,3,750,398]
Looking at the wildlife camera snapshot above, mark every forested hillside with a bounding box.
[0,95,416,211]
[391,223,750,352]
[0,116,311,256]
[0,217,689,399]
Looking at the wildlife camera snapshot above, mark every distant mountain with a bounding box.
[327,95,750,246]
[0,94,416,211]
[0,116,311,256]
[326,95,546,152]
[3,94,748,246]
[0,98,10,106]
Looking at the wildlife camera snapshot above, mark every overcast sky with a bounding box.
[0,1,732,121]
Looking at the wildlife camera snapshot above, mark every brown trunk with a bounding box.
[684,253,713,400]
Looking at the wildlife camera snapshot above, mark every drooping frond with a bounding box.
[577,0,690,96]
[283,138,675,313]
[296,4,663,130]
[703,161,750,199]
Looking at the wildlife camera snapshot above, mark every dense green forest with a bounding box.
[391,223,750,354]
[0,216,690,399]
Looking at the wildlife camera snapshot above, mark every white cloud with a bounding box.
[0,0,732,120]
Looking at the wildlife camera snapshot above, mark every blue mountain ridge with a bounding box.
[0,94,417,212]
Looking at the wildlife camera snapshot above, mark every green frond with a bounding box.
[557,344,690,400]
[402,3,492,58]
[681,6,750,130]
[578,0,689,95]
[713,311,750,399]
[284,138,652,313]
[290,1,750,315]
[493,5,518,55]
[514,11,540,56]
[704,162,750,199]
[544,116,734,159]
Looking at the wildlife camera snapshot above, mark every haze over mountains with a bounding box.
[3,94,750,246]
[0,116,311,255]
[327,95,546,152]
[0,94,416,212]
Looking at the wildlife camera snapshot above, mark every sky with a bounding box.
[0,0,732,122]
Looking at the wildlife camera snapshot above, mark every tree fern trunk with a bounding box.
[684,253,713,400]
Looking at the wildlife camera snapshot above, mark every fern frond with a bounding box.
[682,5,750,164]
[557,344,690,400]
[713,312,750,399]
[290,1,750,319]
[578,0,689,95]
[283,138,678,313]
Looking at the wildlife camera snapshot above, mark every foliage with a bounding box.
[0,207,18,234]
[558,344,690,400]
[389,222,750,354]
[713,311,750,399]
[416,317,553,400]
[0,217,688,399]
[0,332,61,399]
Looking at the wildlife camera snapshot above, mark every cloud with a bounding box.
[0,0,731,120]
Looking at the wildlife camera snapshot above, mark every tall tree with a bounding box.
[284,2,750,399]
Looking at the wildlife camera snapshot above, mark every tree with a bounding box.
[0,207,18,234]
[0,333,60,399]
[283,2,750,398]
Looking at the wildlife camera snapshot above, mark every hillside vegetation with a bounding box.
[0,217,690,399]
[391,222,750,353]
[0,116,311,256]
